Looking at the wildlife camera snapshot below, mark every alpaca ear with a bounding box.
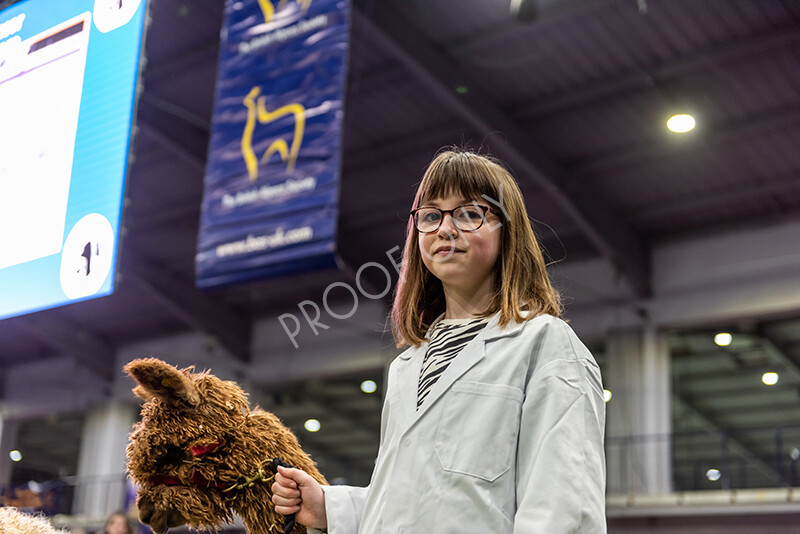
[124,358,200,406]
[131,385,151,402]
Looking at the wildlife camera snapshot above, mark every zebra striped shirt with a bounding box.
[417,317,489,409]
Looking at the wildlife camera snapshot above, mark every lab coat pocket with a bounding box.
[435,381,524,482]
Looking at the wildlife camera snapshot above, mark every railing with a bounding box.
[8,425,800,525]
[606,424,800,494]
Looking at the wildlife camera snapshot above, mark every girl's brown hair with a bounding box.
[390,149,562,347]
[103,511,133,534]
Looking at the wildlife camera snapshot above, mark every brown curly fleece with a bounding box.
[125,358,327,534]
[0,507,65,534]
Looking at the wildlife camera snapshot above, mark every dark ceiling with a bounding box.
[2,0,800,494]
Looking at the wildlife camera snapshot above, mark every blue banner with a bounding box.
[196,0,350,288]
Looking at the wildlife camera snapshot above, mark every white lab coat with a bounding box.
[315,313,606,533]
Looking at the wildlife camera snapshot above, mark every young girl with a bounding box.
[272,149,606,532]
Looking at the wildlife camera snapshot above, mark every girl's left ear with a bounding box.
[124,358,200,407]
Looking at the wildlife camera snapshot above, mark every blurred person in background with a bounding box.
[101,511,133,534]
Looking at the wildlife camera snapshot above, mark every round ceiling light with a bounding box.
[304,419,321,432]
[667,114,696,133]
[762,372,779,386]
[714,332,732,347]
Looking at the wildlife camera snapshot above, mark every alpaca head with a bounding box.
[125,358,254,534]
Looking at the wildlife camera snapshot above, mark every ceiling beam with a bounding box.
[758,330,800,384]
[675,366,797,385]
[289,431,376,482]
[10,314,115,381]
[259,387,380,442]
[677,383,800,401]
[123,256,252,363]
[347,60,406,96]
[144,41,220,83]
[673,332,800,388]
[689,402,800,418]
[629,173,800,226]
[352,3,650,297]
[141,0,224,82]
[573,104,800,176]
[342,123,468,172]
[136,94,210,173]
[304,394,380,439]
[673,395,778,484]
[279,401,378,445]
[443,0,610,56]
[514,27,800,119]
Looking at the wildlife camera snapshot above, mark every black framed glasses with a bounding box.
[410,204,495,233]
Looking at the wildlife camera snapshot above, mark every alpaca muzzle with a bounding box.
[138,495,186,534]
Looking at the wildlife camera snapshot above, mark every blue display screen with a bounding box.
[0,0,147,319]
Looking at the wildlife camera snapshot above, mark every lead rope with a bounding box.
[222,467,274,495]
[269,457,297,534]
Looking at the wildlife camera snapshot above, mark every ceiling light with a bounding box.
[304,419,321,432]
[603,389,612,403]
[9,450,21,462]
[667,114,696,133]
[714,332,732,347]
[706,468,721,481]
[762,372,779,386]
[360,380,377,394]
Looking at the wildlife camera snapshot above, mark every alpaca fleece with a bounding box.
[0,507,65,534]
[125,358,327,534]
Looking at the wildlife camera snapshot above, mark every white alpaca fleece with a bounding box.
[0,507,65,534]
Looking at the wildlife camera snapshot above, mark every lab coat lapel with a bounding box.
[394,345,425,430]
[394,313,526,433]
[412,333,486,422]
[413,312,524,421]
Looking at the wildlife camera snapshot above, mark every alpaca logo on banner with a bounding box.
[257,0,312,22]
[241,86,305,182]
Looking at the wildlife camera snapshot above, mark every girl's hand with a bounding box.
[271,465,327,530]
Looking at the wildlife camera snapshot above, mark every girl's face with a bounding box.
[105,515,129,534]
[417,192,502,298]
